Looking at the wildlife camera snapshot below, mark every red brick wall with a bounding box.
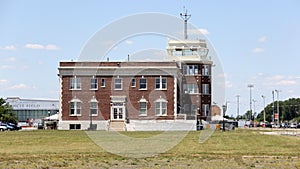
[61,75,175,121]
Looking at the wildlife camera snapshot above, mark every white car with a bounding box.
[0,124,7,131]
[290,123,297,128]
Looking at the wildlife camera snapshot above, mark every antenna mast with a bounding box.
[180,7,191,40]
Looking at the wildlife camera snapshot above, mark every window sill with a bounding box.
[185,93,200,95]
[69,89,81,91]
[70,114,82,117]
[90,89,98,91]
[139,89,147,90]
[139,114,147,117]
[155,89,167,91]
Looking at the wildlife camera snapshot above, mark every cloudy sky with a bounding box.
[0,0,300,117]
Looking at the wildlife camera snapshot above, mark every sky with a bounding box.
[0,0,300,117]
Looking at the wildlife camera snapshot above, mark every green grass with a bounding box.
[0,129,299,168]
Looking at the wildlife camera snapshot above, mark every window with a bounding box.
[90,78,98,90]
[202,104,210,116]
[183,65,198,75]
[70,99,81,116]
[70,77,81,90]
[90,98,98,116]
[131,78,136,87]
[155,98,167,116]
[202,65,210,76]
[183,84,199,94]
[139,78,147,90]
[155,76,167,90]
[139,98,147,116]
[101,78,105,87]
[69,124,81,130]
[114,78,122,90]
[191,105,198,115]
[202,84,210,94]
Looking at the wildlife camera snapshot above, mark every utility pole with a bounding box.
[236,95,240,121]
[272,91,275,124]
[262,95,266,123]
[275,89,280,126]
[253,99,256,123]
[248,84,254,123]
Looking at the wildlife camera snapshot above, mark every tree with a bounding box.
[256,98,300,123]
[0,98,18,124]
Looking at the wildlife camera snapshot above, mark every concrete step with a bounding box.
[109,121,125,131]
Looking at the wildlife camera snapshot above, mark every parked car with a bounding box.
[0,123,7,131]
[5,123,21,131]
[265,123,272,128]
[282,123,290,128]
[297,123,300,128]
[290,123,297,128]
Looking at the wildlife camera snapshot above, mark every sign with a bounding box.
[275,113,279,119]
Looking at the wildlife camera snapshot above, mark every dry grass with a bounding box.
[0,129,299,168]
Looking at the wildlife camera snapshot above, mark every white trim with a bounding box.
[59,66,178,69]
[90,77,98,90]
[114,78,123,90]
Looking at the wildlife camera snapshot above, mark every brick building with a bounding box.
[58,38,213,130]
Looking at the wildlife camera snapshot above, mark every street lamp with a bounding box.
[248,84,254,124]
[261,95,266,123]
[222,103,227,132]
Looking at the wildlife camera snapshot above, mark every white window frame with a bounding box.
[131,78,136,87]
[90,77,98,90]
[202,104,210,116]
[70,77,81,90]
[202,84,210,95]
[183,65,198,75]
[101,78,105,87]
[114,78,122,90]
[139,78,147,90]
[70,99,81,116]
[155,76,167,90]
[202,65,210,76]
[183,84,199,94]
[138,97,147,116]
[155,98,167,116]
[89,97,98,116]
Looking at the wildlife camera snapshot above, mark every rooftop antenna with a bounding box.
[180,6,191,40]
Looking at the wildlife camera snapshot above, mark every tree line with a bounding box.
[238,98,300,123]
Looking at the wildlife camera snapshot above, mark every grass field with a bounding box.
[0,129,299,168]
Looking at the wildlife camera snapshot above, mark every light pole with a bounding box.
[253,99,256,124]
[248,84,254,124]
[236,95,240,121]
[222,102,227,132]
[272,91,275,124]
[262,95,266,123]
[275,89,280,126]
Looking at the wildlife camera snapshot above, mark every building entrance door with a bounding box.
[112,106,124,120]
[110,96,126,121]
